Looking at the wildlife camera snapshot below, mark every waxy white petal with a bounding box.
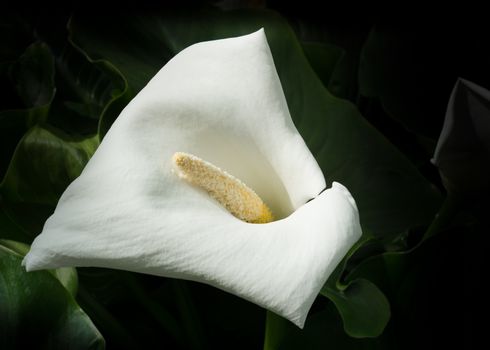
[24,29,361,327]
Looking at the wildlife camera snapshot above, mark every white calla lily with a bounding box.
[23,29,361,328]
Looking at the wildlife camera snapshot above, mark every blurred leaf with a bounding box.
[264,303,390,350]
[0,240,104,349]
[1,125,98,206]
[301,41,348,96]
[0,239,30,255]
[344,200,473,349]
[52,266,79,297]
[0,239,78,295]
[69,15,172,96]
[10,43,54,109]
[66,16,158,137]
[77,269,203,349]
[321,279,390,338]
[319,234,390,338]
[432,78,490,197]
[48,41,128,135]
[0,42,55,179]
[70,9,441,239]
[76,284,140,350]
[0,125,98,242]
[0,201,55,241]
[0,203,31,242]
[311,90,441,239]
[290,19,369,102]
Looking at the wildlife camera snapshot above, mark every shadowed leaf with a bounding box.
[0,240,103,349]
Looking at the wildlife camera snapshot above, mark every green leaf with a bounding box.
[344,229,462,348]
[264,302,392,350]
[0,201,55,241]
[291,19,368,103]
[51,266,79,297]
[321,279,390,338]
[0,204,31,243]
[0,239,30,255]
[0,240,104,349]
[69,9,441,239]
[0,42,55,179]
[48,40,129,136]
[69,15,172,96]
[11,44,54,109]
[0,125,98,241]
[281,40,442,235]
[319,233,390,338]
[0,239,78,296]
[301,41,346,96]
[1,125,99,206]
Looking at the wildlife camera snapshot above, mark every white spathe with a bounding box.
[23,29,361,328]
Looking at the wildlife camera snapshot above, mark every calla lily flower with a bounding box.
[23,29,361,327]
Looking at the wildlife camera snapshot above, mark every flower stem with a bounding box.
[171,280,206,350]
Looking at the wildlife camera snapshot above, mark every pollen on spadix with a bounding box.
[172,152,274,224]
